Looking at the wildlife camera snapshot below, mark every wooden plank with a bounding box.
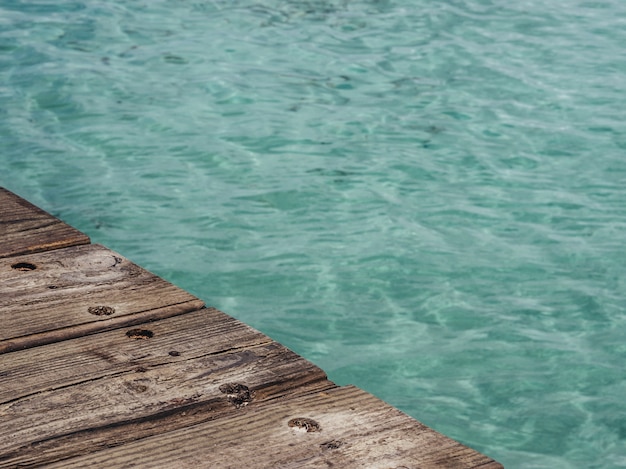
[0,187,90,258]
[0,340,332,467]
[45,385,503,469]
[0,308,272,403]
[0,191,504,469]
[0,244,204,353]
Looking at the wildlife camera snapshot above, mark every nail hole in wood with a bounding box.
[125,382,148,393]
[288,417,321,432]
[126,329,154,339]
[219,383,254,408]
[11,262,37,271]
[88,305,115,316]
[321,439,343,450]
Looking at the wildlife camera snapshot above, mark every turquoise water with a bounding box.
[2,0,626,466]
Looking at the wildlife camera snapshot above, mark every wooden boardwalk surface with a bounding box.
[0,187,503,468]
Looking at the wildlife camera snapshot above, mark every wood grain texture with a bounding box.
[0,244,204,353]
[0,308,271,403]
[0,187,90,258]
[46,385,503,469]
[0,340,331,467]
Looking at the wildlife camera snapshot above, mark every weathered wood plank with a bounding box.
[0,341,332,467]
[45,385,503,469]
[0,191,504,469]
[0,244,204,353]
[0,308,272,403]
[0,187,90,258]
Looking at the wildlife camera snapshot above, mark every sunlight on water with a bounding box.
[2,1,626,466]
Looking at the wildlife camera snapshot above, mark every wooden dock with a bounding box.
[0,187,503,468]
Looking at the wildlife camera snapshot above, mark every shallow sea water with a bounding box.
[2,0,626,466]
